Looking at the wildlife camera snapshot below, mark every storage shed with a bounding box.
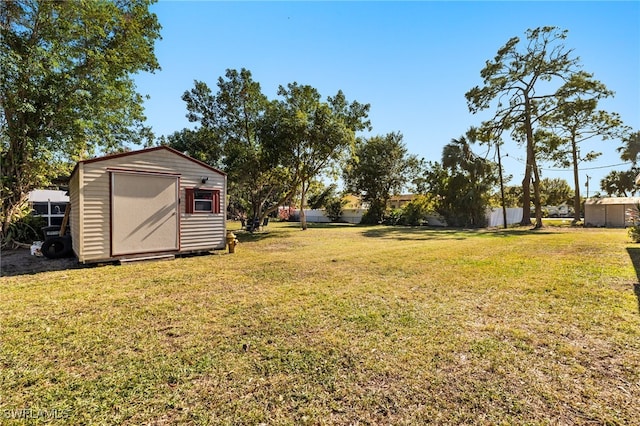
[584,197,640,228]
[69,146,226,263]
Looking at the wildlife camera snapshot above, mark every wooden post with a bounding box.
[59,204,70,236]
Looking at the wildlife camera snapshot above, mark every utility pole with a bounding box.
[585,175,591,199]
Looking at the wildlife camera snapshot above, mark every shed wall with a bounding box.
[72,148,226,263]
[69,167,82,259]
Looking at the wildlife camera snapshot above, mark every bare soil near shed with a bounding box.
[0,247,80,277]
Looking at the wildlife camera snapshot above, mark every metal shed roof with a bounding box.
[28,190,69,203]
[584,197,640,205]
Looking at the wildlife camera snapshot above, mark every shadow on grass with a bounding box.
[0,248,84,277]
[231,221,357,243]
[361,225,556,241]
[362,227,467,241]
[625,247,640,314]
[232,224,301,243]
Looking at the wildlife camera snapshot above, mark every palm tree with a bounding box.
[440,129,498,227]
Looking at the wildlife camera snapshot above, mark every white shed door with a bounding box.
[606,205,625,228]
[111,172,179,256]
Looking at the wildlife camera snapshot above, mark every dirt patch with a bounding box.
[0,248,82,277]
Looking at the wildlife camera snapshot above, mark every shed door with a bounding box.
[586,205,606,227]
[606,205,625,228]
[111,172,179,256]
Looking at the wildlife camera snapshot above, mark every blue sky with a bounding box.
[134,1,640,194]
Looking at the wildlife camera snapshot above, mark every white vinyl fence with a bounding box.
[295,208,366,224]
[486,208,523,227]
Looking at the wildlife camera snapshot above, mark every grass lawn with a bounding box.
[1,222,639,425]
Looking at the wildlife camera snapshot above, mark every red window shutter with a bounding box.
[213,190,220,214]
[185,188,194,214]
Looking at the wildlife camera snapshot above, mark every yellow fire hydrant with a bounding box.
[226,231,238,254]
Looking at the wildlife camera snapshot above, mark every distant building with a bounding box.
[342,194,366,209]
[584,197,640,227]
[28,189,69,226]
[388,194,417,209]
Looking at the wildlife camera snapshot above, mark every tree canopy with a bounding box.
[178,68,292,229]
[600,169,640,197]
[343,132,421,224]
[175,69,369,230]
[1,0,161,237]
[600,131,640,197]
[617,131,640,165]
[423,130,498,228]
[275,83,370,230]
[539,178,574,207]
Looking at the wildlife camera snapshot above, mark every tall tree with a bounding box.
[538,72,624,222]
[181,69,293,230]
[343,132,422,224]
[466,27,583,228]
[275,83,370,230]
[0,0,161,236]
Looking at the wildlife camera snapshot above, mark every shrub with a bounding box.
[382,209,403,225]
[628,226,640,243]
[325,198,347,222]
[626,203,640,242]
[400,195,437,226]
[2,213,46,246]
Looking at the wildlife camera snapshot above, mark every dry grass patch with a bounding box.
[1,222,639,424]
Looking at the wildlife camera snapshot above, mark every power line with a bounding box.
[578,162,633,171]
[505,155,632,172]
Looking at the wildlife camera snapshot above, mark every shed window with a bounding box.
[185,188,220,214]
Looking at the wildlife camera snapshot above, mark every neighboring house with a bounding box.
[69,146,227,264]
[342,194,367,210]
[584,197,640,228]
[388,194,416,209]
[28,189,69,227]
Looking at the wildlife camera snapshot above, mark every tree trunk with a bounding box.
[571,137,581,223]
[522,95,538,228]
[531,155,543,229]
[250,194,261,232]
[300,181,308,231]
[1,144,29,239]
[527,133,543,229]
[496,141,508,229]
[520,154,533,226]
